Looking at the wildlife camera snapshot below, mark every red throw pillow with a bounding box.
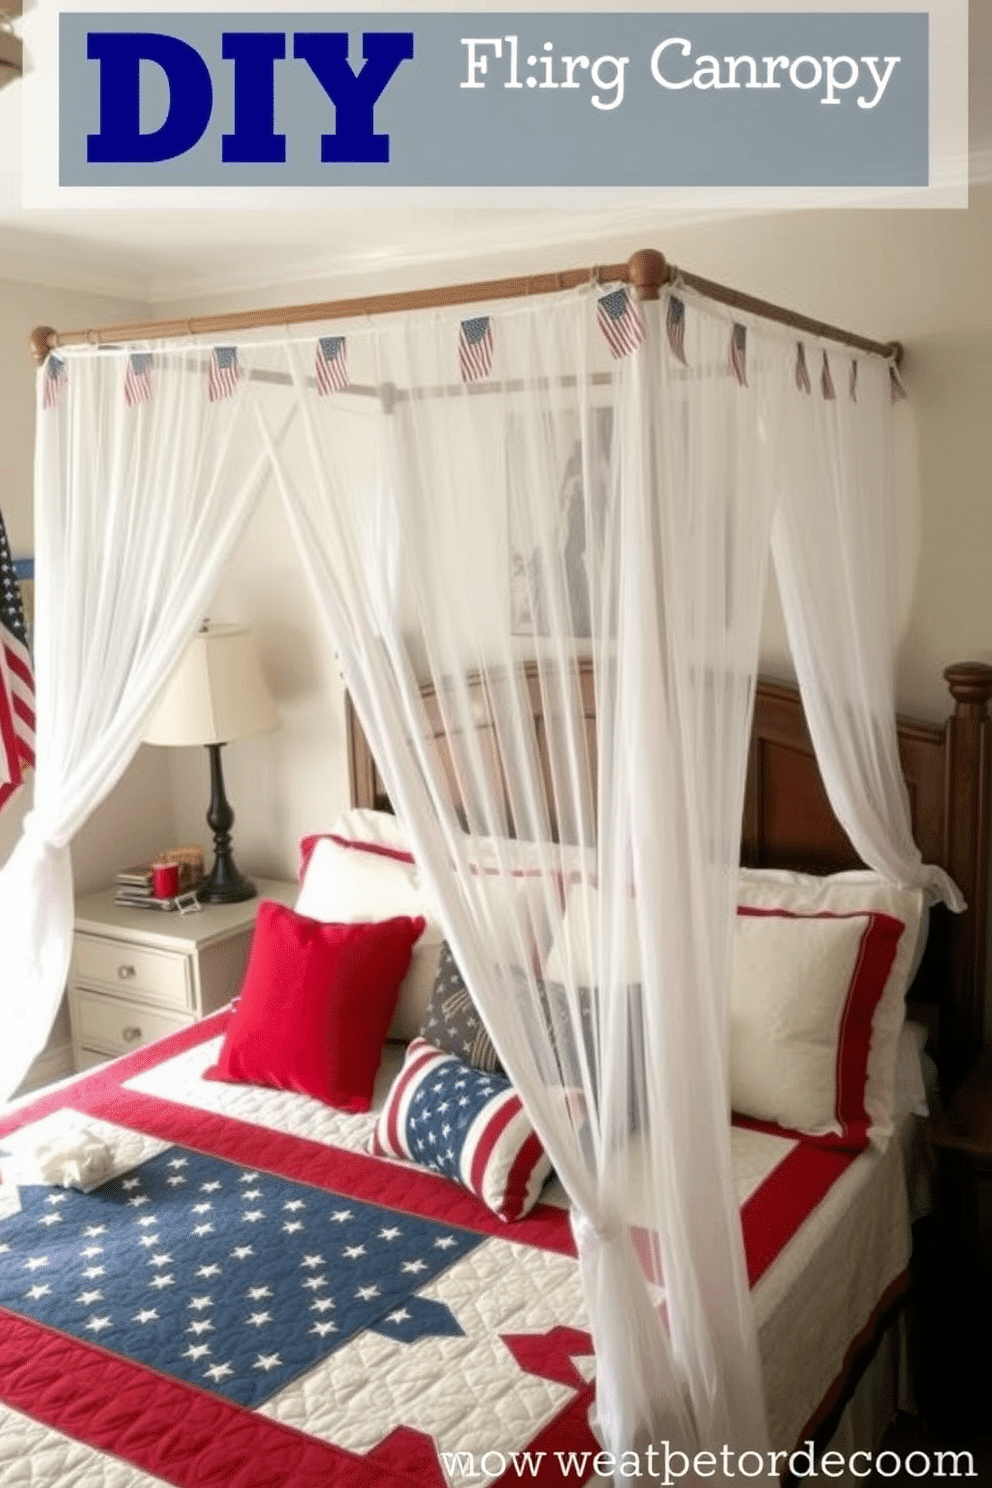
[204,901,425,1111]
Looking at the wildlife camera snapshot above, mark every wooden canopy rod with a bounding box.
[29,247,902,367]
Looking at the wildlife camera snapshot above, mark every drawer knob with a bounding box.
[122,1026,142,1043]
[117,964,137,980]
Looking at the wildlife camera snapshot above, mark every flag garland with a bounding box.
[124,353,154,407]
[728,323,747,386]
[458,317,493,383]
[314,336,348,395]
[666,295,687,365]
[41,356,66,411]
[0,512,35,814]
[820,351,836,401]
[596,289,645,360]
[795,343,811,394]
[208,347,240,403]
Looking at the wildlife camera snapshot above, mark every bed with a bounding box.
[0,662,989,1485]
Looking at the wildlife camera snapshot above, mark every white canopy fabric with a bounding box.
[4,282,954,1477]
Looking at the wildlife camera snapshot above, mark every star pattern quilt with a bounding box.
[0,1013,883,1487]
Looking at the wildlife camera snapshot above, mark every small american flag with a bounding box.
[820,351,836,401]
[728,324,747,386]
[795,343,811,394]
[849,360,858,402]
[314,336,347,395]
[458,317,493,383]
[596,289,645,360]
[208,347,240,403]
[124,353,154,407]
[666,295,687,365]
[41,356,66,411]
[0,512,35,814]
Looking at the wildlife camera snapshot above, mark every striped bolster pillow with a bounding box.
[371,1038,551,1222]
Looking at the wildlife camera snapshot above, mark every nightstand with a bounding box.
[68,880,297,1071]
[928,1048,992,1438]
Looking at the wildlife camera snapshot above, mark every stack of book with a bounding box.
[114,849,205,910]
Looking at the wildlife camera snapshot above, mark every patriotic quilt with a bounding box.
[0,1014,905,1486]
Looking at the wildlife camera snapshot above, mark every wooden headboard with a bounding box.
[346,660,992,1084]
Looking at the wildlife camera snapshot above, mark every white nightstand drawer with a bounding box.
[75,935,191,1008]
[73,990,191,1055]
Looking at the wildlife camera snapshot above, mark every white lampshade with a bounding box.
[144,624,279,747]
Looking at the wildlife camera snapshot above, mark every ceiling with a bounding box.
[1,6,989,309]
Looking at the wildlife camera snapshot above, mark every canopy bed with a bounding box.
[0,249,987,1486]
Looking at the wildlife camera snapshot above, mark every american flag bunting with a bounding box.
[795,343,811,394]
[596,289,645,360]
[728,324,747,386]
[820,351,836,401]
[458,317,493,383]
[124,353,154,407]
[208,347,240,403]
[0,513,35,814]
[314,336,347,395]
[41,356,66,412]
[666,295,687,365]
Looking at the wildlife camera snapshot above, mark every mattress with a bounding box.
[0,1013,915,1486]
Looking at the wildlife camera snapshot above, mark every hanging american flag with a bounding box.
[596,289,645,359]
[458,317,493,383]
[208,347,240,403]
[0,513,35,814]
[666,295,687,364]
[849,359,859,402]
[124,353,154,407]
[41,356,66,412]
[820,351,836,401]
[795,342,811,394]
[314,336,347,395]
[728,323,747,386]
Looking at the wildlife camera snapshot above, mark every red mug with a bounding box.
[152,862,180,899]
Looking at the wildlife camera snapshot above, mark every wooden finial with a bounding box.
[945,662,992,716]
[626,249,668,301]
[30,326,56,366]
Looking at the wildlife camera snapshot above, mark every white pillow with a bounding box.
[737,869,924,1150]
[296,835,442,1040]
[543,881,642,987]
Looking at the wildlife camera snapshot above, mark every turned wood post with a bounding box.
[30,326,56,366]
[943,662,992,1078]
[626,249,668,301]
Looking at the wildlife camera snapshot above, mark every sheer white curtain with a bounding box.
[0,344,266,1102]
[254,288,794,1465]
[771,352,962,909]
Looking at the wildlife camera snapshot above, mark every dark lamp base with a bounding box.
[197,741,257,906]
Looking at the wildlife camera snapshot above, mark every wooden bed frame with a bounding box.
[346,660,992,1085]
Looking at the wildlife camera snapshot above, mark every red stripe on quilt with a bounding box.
[738,1135,857,1286]
[0,1310,427,1488]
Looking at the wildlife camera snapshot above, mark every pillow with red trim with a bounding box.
[731,907,904,1147]
[371,1038,551,1221]
[204,901,425,1112]
[298,809,414,882]
[735,869,923,1150]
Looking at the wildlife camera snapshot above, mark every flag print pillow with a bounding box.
[371,1039,551,1222]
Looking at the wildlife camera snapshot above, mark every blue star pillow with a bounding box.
[371,1039,551,1221]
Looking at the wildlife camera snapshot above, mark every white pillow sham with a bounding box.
[736,869,925,1150]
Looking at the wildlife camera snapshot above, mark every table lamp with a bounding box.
[144,624,279,903]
